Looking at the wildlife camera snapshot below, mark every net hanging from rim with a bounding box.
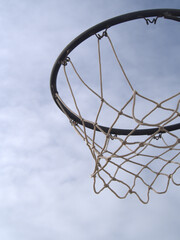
[51,10,180,203]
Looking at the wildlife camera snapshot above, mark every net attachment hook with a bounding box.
[96,29,108,39]
[153,133,162,140]
[144,16,158,25]
[61,57,70,66]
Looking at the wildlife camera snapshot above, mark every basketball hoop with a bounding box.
[50,9,180,203]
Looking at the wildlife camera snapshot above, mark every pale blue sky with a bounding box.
[0,1,180,239]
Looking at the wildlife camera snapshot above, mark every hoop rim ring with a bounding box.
[50,9,180,135]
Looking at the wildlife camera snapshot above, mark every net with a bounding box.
[55,29,180,204]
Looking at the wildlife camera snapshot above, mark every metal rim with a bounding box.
[50,9,180,136]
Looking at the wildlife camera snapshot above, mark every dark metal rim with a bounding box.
[50,9,180,136]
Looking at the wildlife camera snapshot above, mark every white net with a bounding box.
[56,29,180,203]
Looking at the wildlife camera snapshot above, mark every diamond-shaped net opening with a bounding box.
[55,29,180,204]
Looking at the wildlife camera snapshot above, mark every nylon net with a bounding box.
[56,30,180,203]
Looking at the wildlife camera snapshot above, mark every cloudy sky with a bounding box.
[0,0,180,239]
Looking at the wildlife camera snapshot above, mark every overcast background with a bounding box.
[0,0,180,240]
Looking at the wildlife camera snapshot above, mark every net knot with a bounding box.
[169,174,172,179]
[118,110,123,116]
[139,142,145,147]
[159,126,165,132]
[135,119,143,124]
[104,183,109,188]
[112,177,116,181]
[133,90,137,95]
[156,103,161,108]
[122,140,127,145]
[101,97,105,103]
[129,189,133,194]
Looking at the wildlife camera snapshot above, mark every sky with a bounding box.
[0,0,180,240]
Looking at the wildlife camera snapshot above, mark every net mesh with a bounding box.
[56,30,180,204]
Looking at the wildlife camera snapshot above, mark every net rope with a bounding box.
[56,30,180,203]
